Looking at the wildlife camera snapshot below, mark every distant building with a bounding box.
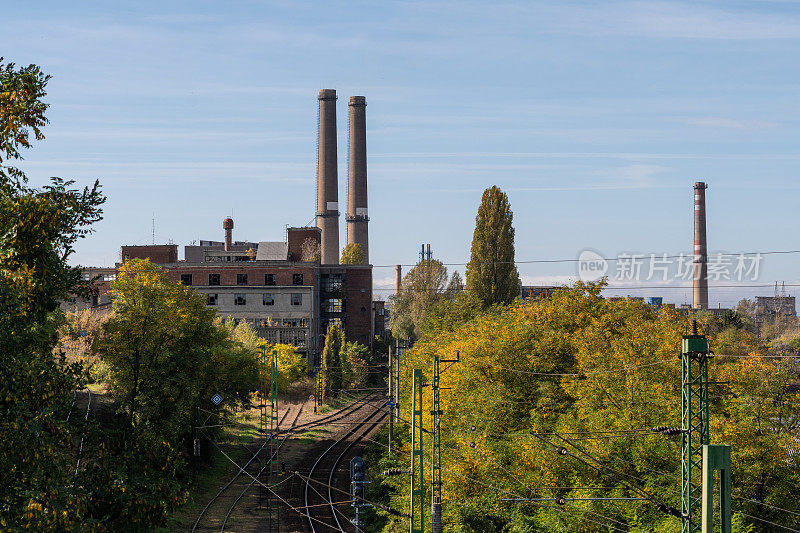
[62,267,117,312]
[521,285,560,301]
[372,300,388,341]
[756,295,797,318]
[645,296,663,309]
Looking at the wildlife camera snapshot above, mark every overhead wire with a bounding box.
[456,351,673,377]
[369,249,800,268]
[351,428,635,531]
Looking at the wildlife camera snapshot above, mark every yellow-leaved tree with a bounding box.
[373,282,799,532]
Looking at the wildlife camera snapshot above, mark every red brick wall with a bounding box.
[121,245,178,263]
[343,266,372,345]
[287,227,321,262]
[164,264,316,286]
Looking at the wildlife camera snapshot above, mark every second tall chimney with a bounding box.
[693,182,709,309]
[316,89,339,264]
[347,96,369,264]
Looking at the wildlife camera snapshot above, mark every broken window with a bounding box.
[207,293,218,306]
[265,273,276,286]
[293,273,304,286]
[237,273,248,285]
[234,294,246,306]
[209,273,220,286]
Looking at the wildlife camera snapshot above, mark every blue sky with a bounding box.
[3,1,799,306]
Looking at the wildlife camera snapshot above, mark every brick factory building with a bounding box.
[120,224,374,366]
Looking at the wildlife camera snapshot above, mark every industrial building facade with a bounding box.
[120,228,374,365]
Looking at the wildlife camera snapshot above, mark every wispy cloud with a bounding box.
[675,116,780,130]
[563,1,800,40]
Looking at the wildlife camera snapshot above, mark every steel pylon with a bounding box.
[681,326,710,533]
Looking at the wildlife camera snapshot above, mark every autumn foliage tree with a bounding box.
[374,283,799,532]
[389,258,459,342]
[96,259,258,434]
[465,186,520,307]
[340,242,364,264]
[321,323,344,398]
[0,59,105,530]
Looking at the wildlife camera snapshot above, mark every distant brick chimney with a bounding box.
[223,217,234,251]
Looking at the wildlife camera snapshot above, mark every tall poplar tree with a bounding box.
[321,323,343,397]
[465,186,520,306]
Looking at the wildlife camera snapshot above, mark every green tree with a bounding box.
[465,185,520,306]
[321,323,344,398]
[389,258,450,342]
[341,341,369,389]
[96,259,258,436]
[341,242,364,264]
[0,58,105,530]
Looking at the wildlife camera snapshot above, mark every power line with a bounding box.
[372,282,800,292]
[739,512,800,532]
[370,249,800,268]
[456,351,673,377]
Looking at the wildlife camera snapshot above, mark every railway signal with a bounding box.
[350,456,370,531]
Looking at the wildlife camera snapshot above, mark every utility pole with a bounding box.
[259,349,279,530]
[430,352,459,533]
[681,320,710,533]
[268,349,279,532]
[410,369,424,533]
[317,363,325,410]
[394,339,401,424]
[313,365,319,414]
[388,345,393,455]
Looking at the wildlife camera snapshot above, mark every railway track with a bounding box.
[74,388,92,475]
[304,396,388,532]
[192,403,295,532]
[192,394,382,532]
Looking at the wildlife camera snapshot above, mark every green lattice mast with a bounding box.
[410,369,424,533]
[259,348,280,530]
[681,320,710,533]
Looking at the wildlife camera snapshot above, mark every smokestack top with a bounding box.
[349,96,366,106]
[223,217,234,230]
[694,181,707,190]
[318,89,337,101]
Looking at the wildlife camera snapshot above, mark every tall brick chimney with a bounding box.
[316,89,339,265]
[347,96,369,264]
[223,217,234,251]
[693,182,708,309]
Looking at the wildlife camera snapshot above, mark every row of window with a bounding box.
[320,273,345,292]
[260,329,308,348]
[82,272,116,281]
[206,293,303,306]
[181,273,304,287]
[250,318,309,328]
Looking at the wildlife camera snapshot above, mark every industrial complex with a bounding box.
[67,95,795,364]
[71,89,384,365]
